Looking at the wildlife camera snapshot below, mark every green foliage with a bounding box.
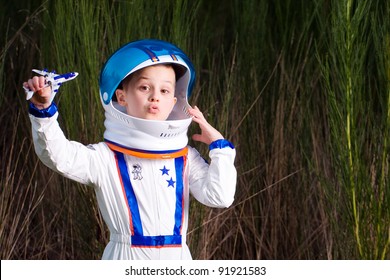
[318,0,390,259]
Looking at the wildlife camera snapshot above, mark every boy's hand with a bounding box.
[188,105,224,145]
[23,76,52,109]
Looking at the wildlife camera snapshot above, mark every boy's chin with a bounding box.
[141,114,167,121]
[125,111,164,121]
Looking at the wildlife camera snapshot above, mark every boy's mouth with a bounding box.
[148,105,159,114]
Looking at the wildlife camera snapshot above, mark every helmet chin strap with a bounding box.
[102,100,192,152]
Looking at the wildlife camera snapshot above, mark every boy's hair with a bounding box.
[113,63,186,101]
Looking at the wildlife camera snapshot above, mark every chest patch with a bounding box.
[131,163,143,180]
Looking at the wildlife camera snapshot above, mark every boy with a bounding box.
[23,39,236,260]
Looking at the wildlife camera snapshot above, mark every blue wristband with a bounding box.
[209,139,235,150]
[28,102,58,118]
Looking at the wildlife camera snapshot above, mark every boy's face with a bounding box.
[115,65,177,121]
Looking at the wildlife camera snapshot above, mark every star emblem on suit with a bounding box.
[166,177,175,188]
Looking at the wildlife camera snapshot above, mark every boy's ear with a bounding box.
[115,89,127,106]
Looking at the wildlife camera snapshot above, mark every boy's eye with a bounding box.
[140,85,150,91]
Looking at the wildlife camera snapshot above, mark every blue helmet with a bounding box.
[100,39,196,151]
[99,39,196,107]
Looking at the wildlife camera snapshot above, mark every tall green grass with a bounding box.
[1,0,389,259]
[318,0,390,259]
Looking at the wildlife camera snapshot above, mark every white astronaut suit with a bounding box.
[28,39,237,260]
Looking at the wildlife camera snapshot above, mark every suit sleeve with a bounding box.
[188,140,237,208]
[29,103,103,187]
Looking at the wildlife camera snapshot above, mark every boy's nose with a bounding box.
[149,96,159,102]
[148,91,160,102]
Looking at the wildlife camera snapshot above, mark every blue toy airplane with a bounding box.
[24,69,78,100]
